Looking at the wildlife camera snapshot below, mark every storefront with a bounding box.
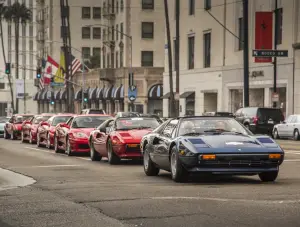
[180,91,195,116]
[113,84,124,112]
[103,85,115,114]
[147,84,163,115]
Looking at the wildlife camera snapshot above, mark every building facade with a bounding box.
[0,0,38,116]
[34,0,165,115]
[163,0,300,118]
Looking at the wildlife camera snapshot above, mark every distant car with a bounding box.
[0,116,10,137]
[234,107,284,135]
[114,112,140,118]
[203,112,234,117]
[273,114,300,140]
[21,114,53,143]
[89,116,161,164]
[4,114,34,140]
[139,114,163,124]
[36,114,74,148]
[54,114,111,155]
[80,109,106,115]
[140,116,284,183]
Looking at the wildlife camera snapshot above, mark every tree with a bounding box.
[0,4,14,113]
[4,2,32,113]
[163,0,175,117]
[84,55,100,69]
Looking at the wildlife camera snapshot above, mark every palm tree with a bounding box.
[0,4,14,113]
[4,2,31,113]
[163,0,175,117]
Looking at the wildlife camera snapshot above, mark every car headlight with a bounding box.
[75,132,88,138]
[178,142,195,156]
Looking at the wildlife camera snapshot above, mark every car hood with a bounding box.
[118,129,153,140]
[72,128,94,136]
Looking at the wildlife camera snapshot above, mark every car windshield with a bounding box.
[52,116,72,126]
[87,109,105,114]
[178,118,252,136]
[72,116,111,128]
[15,115,33,123]
[116,117,160,130]
[0,117,8,123]
[33,116,52,124]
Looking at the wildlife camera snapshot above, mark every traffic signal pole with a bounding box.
[243,0,249,107]
[273,0,278,108]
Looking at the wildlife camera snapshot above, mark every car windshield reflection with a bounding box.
[116,117,160,130]
[72,116,111,128]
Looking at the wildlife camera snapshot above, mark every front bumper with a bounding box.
[70,138,90,152]
[113,144,142,159]
[179,153,283,175]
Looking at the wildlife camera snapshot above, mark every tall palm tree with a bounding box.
[0,4,14,113]
[4,2,31,113]
[163,0,175,117]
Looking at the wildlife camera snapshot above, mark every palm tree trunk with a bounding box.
[15,21,19,113]
[163,0,175,117]
[0,19,15,113]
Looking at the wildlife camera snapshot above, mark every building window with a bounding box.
[82,7,91,19]
[103,52,106,68]
[203,32,211,68]
[189,0,195,15]
[116,1,119,13]
[103,29,106,41]
[188,36,195,69]
[141,22,154,39]
[141,51,153,67]
[93,27,101,39]
[82,27,91,39]
[204,0,211,10]
[107,53,110,68]
[238,17,244,50]
[120,49,124,67]
[116,51,119,68]
[276,8,283,45]
[93,7,101,19]
[112,26,115,40]
[173,39,176,70]
[120,0,124,12]
[111,52,115,68]
[93,47,101,56]
[116,24,119,40]
[0,83,5,89]
[82,47,91,59]
[120,23,124,39]
[111,0,115,13]
[142,0,154,10]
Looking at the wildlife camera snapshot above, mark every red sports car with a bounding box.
[88,117,160,164]
[54,114,112,156]
[36,114,74,148]
[21,114,53,143]
[4,114,34,140]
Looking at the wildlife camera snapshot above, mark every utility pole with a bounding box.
[175,0,180,116]
[273,0,278,108]
[243,0,249,107]
[66,0,73,113]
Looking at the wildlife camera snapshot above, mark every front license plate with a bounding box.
[128,144,138,148]
[268,120,274,124]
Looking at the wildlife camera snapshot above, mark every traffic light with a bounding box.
[83,90,88,102]
[5,63,11,74]
[36,67,42,79]
[50,100,55,105]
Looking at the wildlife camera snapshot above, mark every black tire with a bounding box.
[293,129,299,141]
[143,144,160,176]
[10,131,16,140]
[4,129,9,139]
[107,139,120,165]
[273,129,280,139]
[244,124,250,129]
[170,147,188,183]
[29,131,34,144]
[54,136,61,153]
[21,131,25,143]
[259,171,278,182]
[90,142,102,161]
[65,138,73,156]
[46,133,51,149]
[37,133,41,147]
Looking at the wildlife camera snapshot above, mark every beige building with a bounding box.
[163,0,300,117]
[35,0,165,115]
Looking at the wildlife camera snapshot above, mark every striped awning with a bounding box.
[89,87,98,100]
[103,86,115,100]
[113,84,124,100]
[96,87,105,99]
[33,92,39,101]
[148,84,163,99]
[55,90,61,100]
[39,89,46,100]
[46,91,54,100]
[75,89,82,100]
[60,90,67,100]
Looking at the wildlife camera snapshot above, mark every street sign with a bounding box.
[129,96,136,101]
[252,50,288,57]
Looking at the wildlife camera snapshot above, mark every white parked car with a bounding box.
[273,114,300,140]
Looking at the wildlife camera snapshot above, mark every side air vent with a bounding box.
[256,138,274,144]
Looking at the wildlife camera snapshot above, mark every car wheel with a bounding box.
[46,134,51,149]
[90,142,102,161]
[65,138,73,156]
[244,124,250,129]
[21,131,25,143]
[107,139,120,165]
[54,136,60,153]
[273,129,280,139]
[37,133,41,147]
[29,132,33,144]
[259,171,278,182]
[143,144,159,176]
[4,129,9,139]
[10,131,15,140]
[170,147,188,183]
[293,129,299,141]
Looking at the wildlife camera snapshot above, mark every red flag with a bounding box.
[254,12,273,63]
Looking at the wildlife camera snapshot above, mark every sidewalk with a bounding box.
[0,168,36,191]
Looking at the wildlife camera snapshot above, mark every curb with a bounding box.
[0,168,36,191]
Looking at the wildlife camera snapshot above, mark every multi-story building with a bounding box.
[0,0,38,116]
[34,0,165,115]
[163,0,300,117]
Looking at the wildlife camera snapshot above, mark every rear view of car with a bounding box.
[80,109,106,115]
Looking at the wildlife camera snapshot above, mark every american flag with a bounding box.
[39,58,47,90]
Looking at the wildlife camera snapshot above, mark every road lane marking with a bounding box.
[12,164,82,168]
[284,159,300,162]
[76,157,90,161]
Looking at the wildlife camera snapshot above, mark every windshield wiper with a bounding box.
[181,132,203,136]
[203,129,245,135]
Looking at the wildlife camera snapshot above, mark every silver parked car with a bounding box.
[273,114,300,140]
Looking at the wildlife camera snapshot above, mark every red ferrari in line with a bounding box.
[54,114,112,156]
[21,114,54,143]
[88,117,160,164]
[4,114,34,140]
[36,114,74,148]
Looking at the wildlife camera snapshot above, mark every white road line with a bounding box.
[76,157,90,161]
[284,159,300,162]
[13,164,82,168]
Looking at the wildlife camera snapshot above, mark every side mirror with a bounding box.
[60,123,70,128]
[99,127,106,133]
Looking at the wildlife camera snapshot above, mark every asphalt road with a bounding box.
[0,138,300,227]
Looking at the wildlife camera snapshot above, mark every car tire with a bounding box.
[65,138,73,156]
[37,133,41,147]
[170,147,188,183]
[10,131,15,140]
[54,136,61,153]
[258,171,278,182]
[143,144,159,176]
[29,132,34,144]
[293,129,299,141]
[273,129,280,139]
[4,129,9,139]
[107,139,120,165]
[90,142,102,161]
[21,131,25,143]
[46,133,51,149]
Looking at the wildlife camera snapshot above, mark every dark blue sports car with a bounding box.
[140,116,284,183]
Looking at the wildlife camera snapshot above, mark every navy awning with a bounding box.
[148,84,163,100]
[180,91,195,99]
[103,86,115,100]
[46,91,54,100]
[39,89,46,100]
[55,90,61,100]
[33,92,39,101]
[75,89,82,100]
[60,90,67,100]
[97,87,105,100]
[89,87,98,100]
[113,84,124,100]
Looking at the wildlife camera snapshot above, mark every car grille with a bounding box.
[78,144,89,149]
[125,144,140,152]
